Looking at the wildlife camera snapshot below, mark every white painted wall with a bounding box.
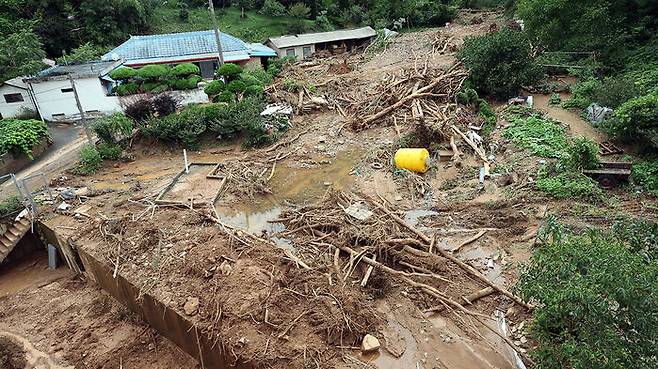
[0,84,37,118]
[272,44,315,59]
[30,77,122,121]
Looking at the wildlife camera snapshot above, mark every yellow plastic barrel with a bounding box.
[394,148,430,173]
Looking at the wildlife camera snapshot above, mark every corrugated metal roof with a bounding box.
[3,77,28,89]
[267,27,377,49]
[102,30,274,65]
[31,60,120,80]
[248,43,278,57]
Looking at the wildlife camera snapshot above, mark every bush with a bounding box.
[503,113,567,158]
[259,0,286,16]
[0,196,22,219]
[124,98,152,122]
[78,144,102,175]
[110,67,137,81]
[631,160,658,196]
[137,65,169,80]
[282,78,301,92]
[239,73,263,87]
[242,68,272,85]
[173,75,202,90]
[204,80,226,97]
[0,118,51,159]
[115,82,139,96]
[593,76,639,109]
[178,3,189,21]
[141,81,168,92]
[244,84,264,97]
[216,91,236,103]
[411,2,457,27]
[535,168,603,201]
[603,93,658,148]
[563,78,601,110]
[517,221,658,369]
[267,56,295,77]
[151,94,178,117]
[97,143,123,160]
[227,80,247,93]
[288,2,310,18]
[171,63,200,77]
[458,28,543,99]
[93,113,133,144]
[143,105,207,149]
[559,136,599,171]
[548,93,562,105]
[217,63,242,81]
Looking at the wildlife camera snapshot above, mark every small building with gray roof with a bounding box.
[266,27,377,59]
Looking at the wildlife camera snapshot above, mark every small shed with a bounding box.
[266,27,377,59]
[0,77,38,119]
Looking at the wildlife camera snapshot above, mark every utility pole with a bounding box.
[208,0,225,66]
[68,74,94,145]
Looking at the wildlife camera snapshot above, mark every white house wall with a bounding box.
[0,84,37,118]
[30,77,122,120]
[273,44,316,59]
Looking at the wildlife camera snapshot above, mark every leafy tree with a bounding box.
[458,28,543,99]
[0,29,46,81]
[217,63,242,80]
[0,118,51,159]
[259,0,286,16]
[603,92,658,152]
[517,220,658,369]
[288,2,310,18]
[232,0,255,18]
[110,67,138,81]
[56,43,108,64]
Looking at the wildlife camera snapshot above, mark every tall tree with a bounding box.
[0,29,47,81]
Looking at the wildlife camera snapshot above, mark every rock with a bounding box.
[183,297,199,316]
[318,135,327,143]
[74,187,90,197]
[394,195,403,201]
[219,261,232,276]
[60,189,76,200]
[495,172,518,187]
[57,202,71,211]
[361,334,380,353]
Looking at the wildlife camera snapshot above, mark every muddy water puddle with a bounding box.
[215,150,361,240]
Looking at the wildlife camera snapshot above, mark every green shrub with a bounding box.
[78,144,102,175]
[137,65,169,81]
[115,82,139,96]
[204,80,226,97]
[0,196,22,219]
[110,67,137,81]
[458,28,543,99]
[288,2,310,18]
[267,56,296,77]
[143,105,207,149]
[227,80,247,93]
[171,63,200,77]
[92,113,133,144]
[282,78,301,92]
[559,136,599,171]
[593,76,639,109]
[217,63,242,81]
[259,0,286,16]
[517,221,658,369]
[241,68,273,86]
[535,169,603,201]
[631,160,658,196]
[478,100,497,137]
[603,93,658,149]
[503,114,567,158]
[244,84,264,97]
[563,78,601,110]
[0,118,51,159]
[548,93,562,105]
[216,91,236,103]
[410,2,457,27]
[239,73,263,87]
[174,75,202,90]
[97,143,123,160]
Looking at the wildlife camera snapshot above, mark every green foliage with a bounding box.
[204,81,226,97]
[97,143,123,161]
[593,76,639,109]
[137,65,170,81]
[171,63,200,77]
[410,1,457,27]
[503,113,567,158]
[77,144,103,175]
[56,43,107,64]
[288,2,310,18]
[604,93,658,145]
[535,168,603,201]
[227,80,247,93]
[92,114,133,145]
[0,119,51,159]
[478,100,496,137]
[0,29,47,82]
[115,82,139,96]
[631,160,658,196]
[458,28,543,99]
[0,196,22,219]
[110,67,138,81]
[244,84,264,97]
[241,68,272,86]
[517,222,658,369]
[266,56,295,77]
[144,105,208,149]
[282,79,302,92]
[173,75,202,90]
[259,0,286,17]
[239,73,263,88]
[559,136,599,171]
[612,218,658,263]
[217,63,243,81]
[216,91,236,103]
[548,93,561,106]
[563,79,601,110]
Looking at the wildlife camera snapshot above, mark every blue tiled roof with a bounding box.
[102,30,274,64]
[248,43,277,57]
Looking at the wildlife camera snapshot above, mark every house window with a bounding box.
[61,88,74,93]
[303,46,312,58]
[285,49,296,57]
[3,93,24,103]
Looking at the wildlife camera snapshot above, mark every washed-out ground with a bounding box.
[1,10,657,369]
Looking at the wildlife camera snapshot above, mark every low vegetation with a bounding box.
[518,218,658,369]
[110,63,202,95]
[76,144,103,176]
[0,119,51,159]
[0,195,22,219]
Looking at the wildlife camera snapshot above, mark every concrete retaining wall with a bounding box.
[0,140,51,175]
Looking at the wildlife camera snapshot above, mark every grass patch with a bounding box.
[503,107,567,158]
[0,195,22,218]
[632,160,658,196]
[150,6,313,42]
